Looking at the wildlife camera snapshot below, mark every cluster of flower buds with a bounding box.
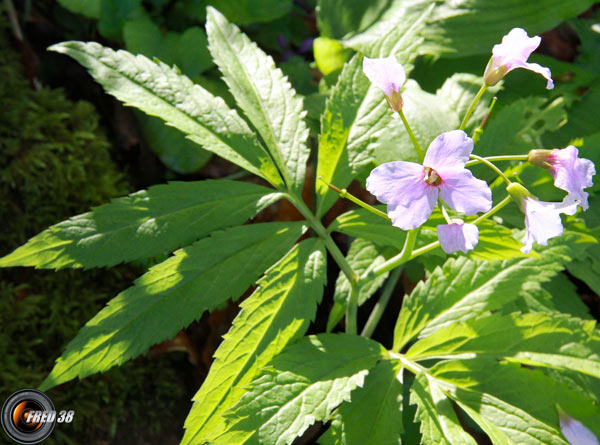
[362,28,596,256]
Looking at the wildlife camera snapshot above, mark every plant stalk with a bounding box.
[459,83,488,131]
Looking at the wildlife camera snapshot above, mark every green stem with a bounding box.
[471,194,512,225]
[465,155,529,167]
[361,267,402,338]
[357,229,418,288]
[397,109,425,161]
[318,177,390,221]
[459,83,488,131]
[287,194,358,284]
[346,284,361,335]
[470,154,511,185]
[472,96,497,143]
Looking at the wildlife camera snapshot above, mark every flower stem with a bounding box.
[287,194,358,284]
[397,109,425,161]
[471,195,512,225]
[470,154,511,185]
[357,229,418,288]
[346,284,361,335]
[361,267,402,338]
[472,96,497,143]
[459,83,488,131]
[318,177,390,221]
[465,155,529,167]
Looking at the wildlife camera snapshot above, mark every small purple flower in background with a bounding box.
[529,146,596,210]
[366,130,492,230]
[363,56,406,111]
[507,183,578,254]
[437,221,479,254]
[558,407,599,445]
[484,28,553,89]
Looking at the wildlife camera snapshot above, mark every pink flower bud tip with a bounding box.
[363,56,406,111]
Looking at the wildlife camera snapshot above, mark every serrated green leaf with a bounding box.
[431,360,600,444]
[504,272,593,320]
[393,232,592,351]
[410,372,477,445]
[320,359,404,445]
[466,220,529,261]
[327,238,395,332]
[421,0,597,58]
[49,41,283,187]
[343,1,432,64]
[0,180,280,269]
[215,334,386,445]
[206,8,310,194]
[408,312,600,379]
[182,238,326,444]
[39,222,304,390]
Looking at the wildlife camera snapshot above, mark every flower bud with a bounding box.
[528,149,554,168]
[506,182,534,210]
[483,57,507,86]
[385,90,404,112]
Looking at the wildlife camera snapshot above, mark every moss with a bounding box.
[0,15,191,444]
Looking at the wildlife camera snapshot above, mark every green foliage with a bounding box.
[216,334,386,444]
[0,18,188,442]
[40,222,305,390]
[49,41,284,187]
[393,232,593,351]
[183,239,326,444]
[421,0,597,57]
[206,8,310,194]
[5,2,600,444]
[0,180,281,269]
[320,359,404,445]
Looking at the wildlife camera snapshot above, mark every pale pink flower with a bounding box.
[362,56,406,111]
[507,183,578,254]
[529,146,596,210]
[559,409,599,445]
[437,220,479,254]
[366,131,492,230]
[484,28,553,89]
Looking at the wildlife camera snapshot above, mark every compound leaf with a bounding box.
[49,41,283,187]
[215,334,386,445]
[0,180,280,269]
[39,222,304,390]
[393,232,591,351]
[207,8,310,194]
[320,359,404,445]
[182,239,326,444]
